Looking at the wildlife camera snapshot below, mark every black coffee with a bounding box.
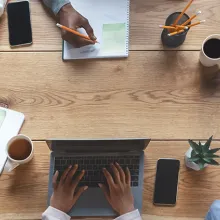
[8,139,32,160]
[203,38,220,59]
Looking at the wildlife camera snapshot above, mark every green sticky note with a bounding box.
[102,23,126,54]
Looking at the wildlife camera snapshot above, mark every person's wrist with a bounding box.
[118,205,135,216]
[50,204,68,214]
[57,3,73,19]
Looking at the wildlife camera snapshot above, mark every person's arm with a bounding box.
[42,0,70,15]
[99,163,142,220]
[206,200,220,220]
[42,165,87,220]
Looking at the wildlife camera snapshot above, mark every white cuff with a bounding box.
[42,206,71,220]
[114,209,142,220]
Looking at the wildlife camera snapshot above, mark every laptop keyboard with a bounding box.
[54,155,140,187]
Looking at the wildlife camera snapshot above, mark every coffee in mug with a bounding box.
[8,138,32,160]
[200,34,220,67]
[4,134,34,172]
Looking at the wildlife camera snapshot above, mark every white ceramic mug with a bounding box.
[200,34,220,67]
[4,134,34,172]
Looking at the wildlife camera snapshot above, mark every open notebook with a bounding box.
[62,0,130,60]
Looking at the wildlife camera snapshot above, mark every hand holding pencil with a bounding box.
[57,24,98,44]
[57,3,96,48]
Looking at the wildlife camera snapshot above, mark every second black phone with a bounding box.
[153,158,180,206]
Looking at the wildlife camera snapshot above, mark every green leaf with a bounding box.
[204,159,219,165]
[203,158,211,163]
[191,150,197,157]
[188,139,201,154]
[188,156,200,162]
[202,136,213,153]
[208,159,219,165]
[198,161,205,170]
[208,148,220,154]
[204,154,220,159]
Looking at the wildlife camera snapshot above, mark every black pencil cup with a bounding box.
[161,12,191,48]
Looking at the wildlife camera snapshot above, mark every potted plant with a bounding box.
[185,136,220,171]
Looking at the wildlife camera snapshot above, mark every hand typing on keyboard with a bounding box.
[99,163,135,216]
[50,164,88,213]
[50,161,136,217]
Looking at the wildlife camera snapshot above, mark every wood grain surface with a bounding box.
[0,51,220,139]
[1,141,219,220]
[1,0,220,218]
[0,0,219,51]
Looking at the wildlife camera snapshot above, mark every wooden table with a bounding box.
[1,0,220,219]
[0,0,220,139]
[1,141,220,220]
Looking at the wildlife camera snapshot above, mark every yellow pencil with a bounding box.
[181,10,201,26]
[159,25,177,30]
[173,0,194,26]
[56,23,98,43]
[175,25,189,30]
[168,29,184,37]
[187,20,206,28]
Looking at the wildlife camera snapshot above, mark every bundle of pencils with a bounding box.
[159,0,205,37]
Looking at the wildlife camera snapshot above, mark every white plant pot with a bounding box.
[185,147,208,171]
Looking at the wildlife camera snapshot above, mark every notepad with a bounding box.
[62,0,130,60]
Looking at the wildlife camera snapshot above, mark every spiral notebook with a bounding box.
[62,0,130,60]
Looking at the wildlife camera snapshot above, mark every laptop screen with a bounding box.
[47,139,150,152]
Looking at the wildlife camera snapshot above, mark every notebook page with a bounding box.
[63,0,129,60]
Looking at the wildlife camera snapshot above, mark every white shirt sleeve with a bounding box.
[42,206,71,220]
[42,207,141,220]
[114,210,142,220]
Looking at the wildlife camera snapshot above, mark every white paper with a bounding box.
[63,0,130,60]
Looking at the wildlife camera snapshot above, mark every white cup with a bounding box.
[200,34,220,67]
[4,134,34,172]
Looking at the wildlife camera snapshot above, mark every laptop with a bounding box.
[46,138,150,216]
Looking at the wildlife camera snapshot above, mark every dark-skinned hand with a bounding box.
[50,164,88,213]
[99,163,135,216]
[57,3,96,48]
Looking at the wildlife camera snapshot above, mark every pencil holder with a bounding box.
[161,12,191,48]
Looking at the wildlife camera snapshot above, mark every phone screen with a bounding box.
[7,1,32,46]
[153,159,180,205]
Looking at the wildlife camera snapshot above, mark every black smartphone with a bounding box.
[7,1,32,47]
[153,158,180,206]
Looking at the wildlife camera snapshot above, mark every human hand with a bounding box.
[50,164,88,213]
[99,163,135,215]
[57,3,96,48]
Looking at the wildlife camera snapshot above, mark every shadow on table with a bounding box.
[7,159,37,193]
[199,63,220,96]
[64,57,127,75]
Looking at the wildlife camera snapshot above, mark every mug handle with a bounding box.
[4,158,19,172]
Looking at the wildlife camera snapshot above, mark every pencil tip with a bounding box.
[159,25,163,28]
[196,10,202,15]
[201,20,206,23]
[56,23,61,27]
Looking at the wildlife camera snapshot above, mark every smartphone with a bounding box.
[153,158,180,206]
[7,1,32,47]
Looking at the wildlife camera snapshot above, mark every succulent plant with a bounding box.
[188,136,220,170]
